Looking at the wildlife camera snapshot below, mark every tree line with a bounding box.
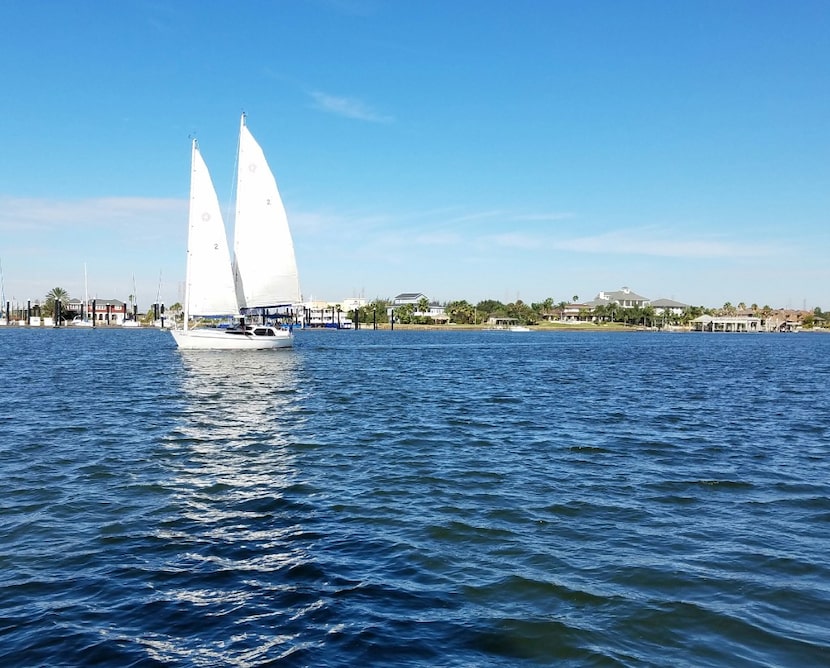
[348,298,830,328]
[19,288,830,329]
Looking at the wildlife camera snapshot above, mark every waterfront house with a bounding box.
[588,287,650,309]
[558,303,592,322]
[66,298,128,325]
[298,300,353,328]
[393,293,428,307]
[650,298,688,317]
[764,309,809,332]
[391,293,447,322]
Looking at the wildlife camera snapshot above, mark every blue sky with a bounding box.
[1,0,828,310]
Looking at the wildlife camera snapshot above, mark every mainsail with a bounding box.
[233,114,300,310]
[184,139,239,320]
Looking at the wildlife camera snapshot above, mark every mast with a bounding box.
[1,258,6,322]
[83,263,89,322]
[181,139,197,333]
[132,274,138,322]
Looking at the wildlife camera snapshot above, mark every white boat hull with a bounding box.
[170,327,293,350]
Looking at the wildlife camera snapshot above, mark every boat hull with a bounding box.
[170,327,293,350]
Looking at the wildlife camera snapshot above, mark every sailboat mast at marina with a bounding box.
[170,114,299,350]
[72,263,94,327]
[121,275,141,327]
[0,258,6,325]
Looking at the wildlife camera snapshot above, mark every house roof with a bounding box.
[66,298,126,307]
[593,287,649,304]
[651,298,688,308]
[394,293,427,302]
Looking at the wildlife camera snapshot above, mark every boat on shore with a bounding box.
[171,114,300,351]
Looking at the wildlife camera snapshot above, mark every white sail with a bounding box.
[171,121,296,351]
[184,139,239,319]
[233,115,300,309]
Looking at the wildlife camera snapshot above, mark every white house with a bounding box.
[588,287,650,309]
[650,298,688,316]
[390,293,447,322]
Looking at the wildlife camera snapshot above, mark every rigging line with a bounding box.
[225,114,243,246]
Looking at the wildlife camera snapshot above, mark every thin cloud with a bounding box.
[512,212,575,223]
[413,232,463,246]
[309,91,393,123]
[553,227,780,259]
[485,232,540,250]
[0,196,184,233]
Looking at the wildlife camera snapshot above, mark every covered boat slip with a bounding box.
[692,315,762,332]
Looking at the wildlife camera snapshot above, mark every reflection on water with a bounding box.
[170,349,306,485]
[144,350,313,664]
[176,349,305,444]
[169,347,308,497]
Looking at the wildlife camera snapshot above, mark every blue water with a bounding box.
[1,327,829,666]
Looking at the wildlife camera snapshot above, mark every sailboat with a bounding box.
[0,258,7,326]
[170,114,300,350]
[122,275,140,327]
[72,263,94,327]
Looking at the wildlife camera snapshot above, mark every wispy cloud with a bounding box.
[553,227,781,259]
[0,196,184,234]
[413,232,463,246]
[309,91,393,123]
[484,232,541,250]
[512,212,575,223]
[0,195,187,306]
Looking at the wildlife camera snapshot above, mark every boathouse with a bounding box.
[692,315,761,332]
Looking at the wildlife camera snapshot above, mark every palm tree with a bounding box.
[642,305,656,328]
[43,287,69,319]
[168,302,183,324]
[446,300,475,324]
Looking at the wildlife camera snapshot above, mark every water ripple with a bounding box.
[1,329,829,666]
